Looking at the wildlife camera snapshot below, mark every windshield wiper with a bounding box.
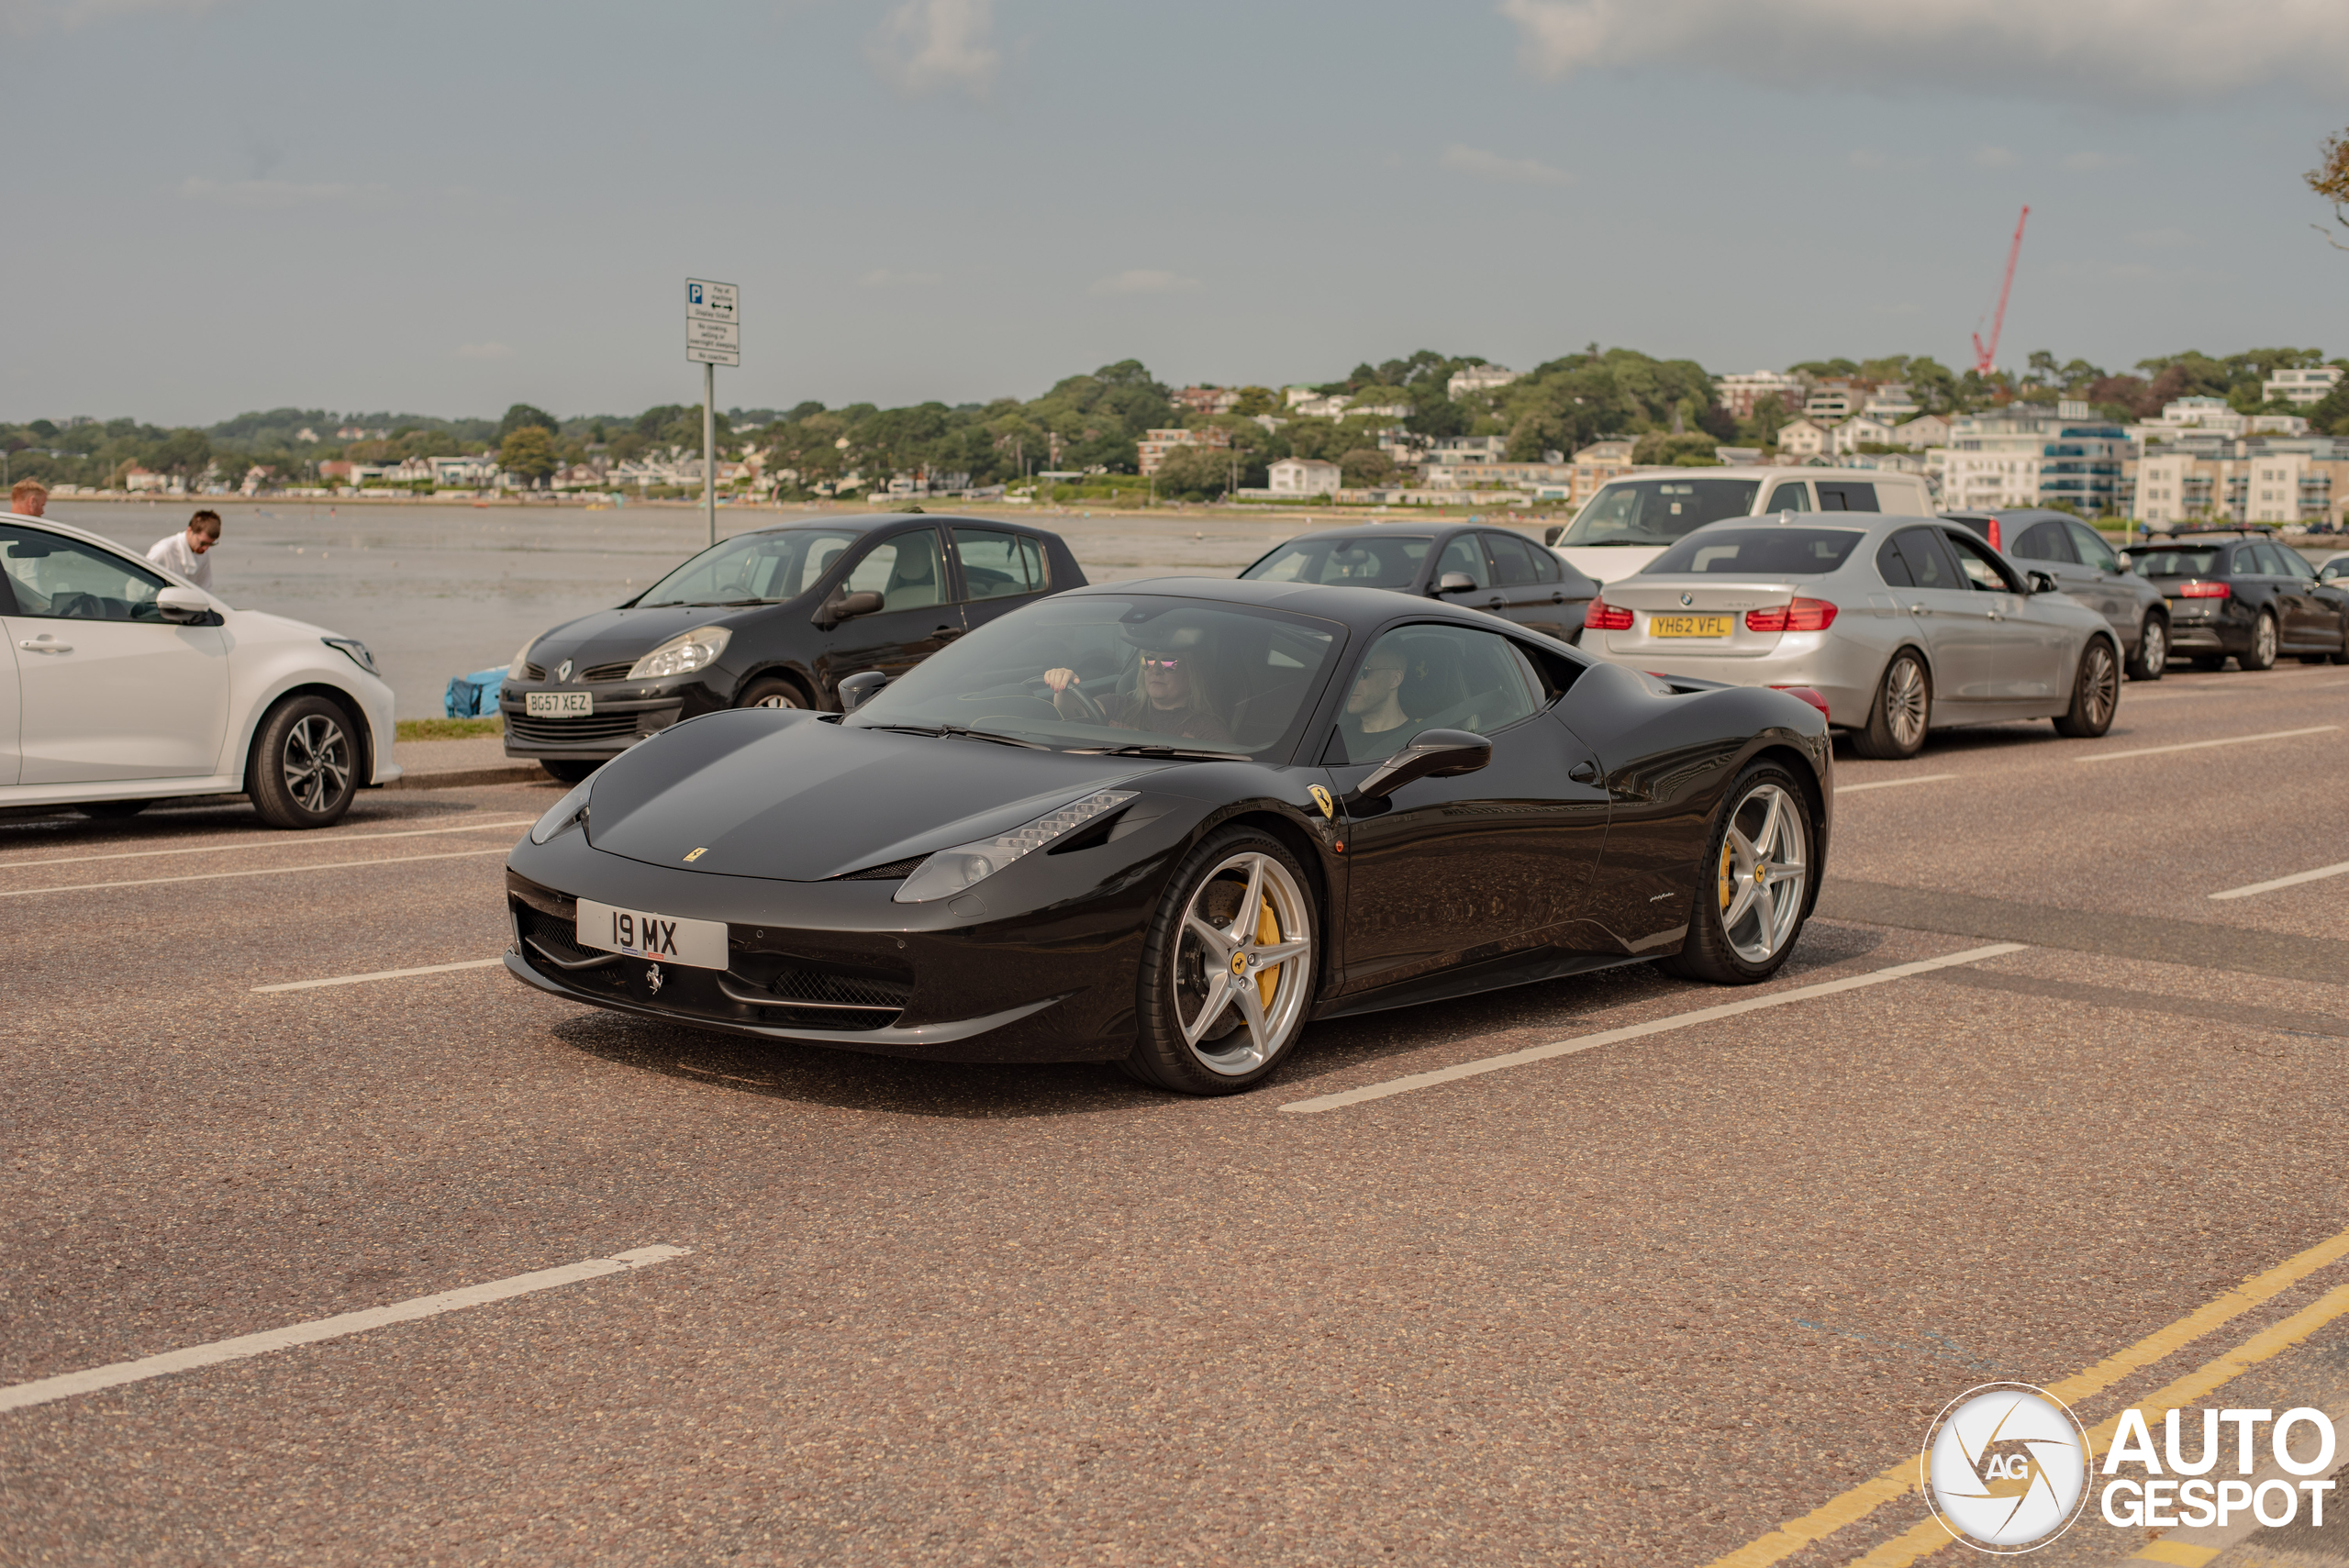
[1069,742,1248,760]
[857,722,1049,750]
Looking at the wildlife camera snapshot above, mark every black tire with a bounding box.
[540,759,600,784]
[2125,614,2166,681]
[2243,611,2278,671]
[2192,654,2228,672]
[248,695,361,829]
[74,799,150,820]
[1850,650,1930,761]
[2053,639,2120,739]
[2332,625,2349,666]
[736,677,806,710]
[1657,762,1816,985]
[1125,827,1317,1095]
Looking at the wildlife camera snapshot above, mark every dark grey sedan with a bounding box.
[1239,523,1597,643]
[1943,509,2170,680]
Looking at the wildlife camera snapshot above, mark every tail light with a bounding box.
[1985,517,2002,550]
[1769,684,1832,719]
[2178,581,2230,599]
[1745,596,1841,633]
[1586,595,1634,630]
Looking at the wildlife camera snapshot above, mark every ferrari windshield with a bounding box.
[636,528,862,606]
[845,595,1344,757]
[1558,478,1761,548]
[1242,535,1431,589]
[1644,528,1865,576]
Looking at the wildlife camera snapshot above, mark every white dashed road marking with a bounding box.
[0,817,533,872]
[2210,860,2349,901]
[1835,773,1957,795]
[2076,725,2339,763]
[252,957,508,993]
[0,1245,690,1415]
[0,847,510,899]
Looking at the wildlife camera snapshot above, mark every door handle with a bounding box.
[1907,604,1928,616]
[1550,591,1565,604]
[1568,761,1599,784]
[18,639,70,652]
[1485,595,1506,609]
[933,625,962,639]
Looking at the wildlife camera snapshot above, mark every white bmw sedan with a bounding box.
[0,511,399,827]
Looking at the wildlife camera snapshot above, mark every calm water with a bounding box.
[52,498,1395,717]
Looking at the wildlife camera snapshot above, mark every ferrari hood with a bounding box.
[584,709,1163,882]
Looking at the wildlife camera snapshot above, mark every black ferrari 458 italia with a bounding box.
[504,577,1833,1095]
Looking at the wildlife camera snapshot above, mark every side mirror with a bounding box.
[1353,728,1491,802]
[837,670,889,711]
[2026,570,2059,595]
[1431,572,1477,596]
[156,585,215,624]
[816,589,885,629]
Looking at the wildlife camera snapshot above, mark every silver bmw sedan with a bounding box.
[1575,514,2123,759]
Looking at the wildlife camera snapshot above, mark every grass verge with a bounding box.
[396,717,505,741]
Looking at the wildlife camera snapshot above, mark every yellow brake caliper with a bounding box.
[1254,897,1281,1007]
[1718,841,1735,912]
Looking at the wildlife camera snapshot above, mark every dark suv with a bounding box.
[2122,529,2349,672]
[503,513,1085,781]
[1943,509,2170,680]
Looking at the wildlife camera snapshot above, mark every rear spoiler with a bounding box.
[1639,670,1733,695]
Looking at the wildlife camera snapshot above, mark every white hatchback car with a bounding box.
[0,511,399,827]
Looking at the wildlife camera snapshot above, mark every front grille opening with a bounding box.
[835,856,924,882]
[769,966,911,1010]
[582,661,637,683]
[507,712,642,746]
[516,905,621,981]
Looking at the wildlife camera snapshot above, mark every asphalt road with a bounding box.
[5,662,2348,1568]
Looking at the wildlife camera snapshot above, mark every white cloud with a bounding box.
[868,0,998,101]
[175,176,370,207]
[1496,0,2349,101]
[1089,269,1200,297]
[456,342,514,361]
[1440,143,1574,185]
[1971,145,2018,169]
[858,268,943,288]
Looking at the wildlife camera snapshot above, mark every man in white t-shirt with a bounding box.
[147,509,220,589]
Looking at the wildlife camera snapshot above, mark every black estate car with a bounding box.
[1943,509,2171,679]
[1238,523,1597,642]
[2123,529,2349,672]
[504,513,1085,780]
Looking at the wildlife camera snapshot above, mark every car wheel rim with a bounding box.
[283,715,351,812]
[2083,644,2118,726]
[2143,621,2165,670]
[752,692,801,708]
[2255,617,2277,665]
[1885,658,1927,749]
[1171,851,1311,1076]
[1716,783,1807,966]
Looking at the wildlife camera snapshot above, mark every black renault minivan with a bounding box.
[502,513,1086,781]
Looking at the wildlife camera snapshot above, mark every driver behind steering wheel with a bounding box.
[1043,618,1234,747]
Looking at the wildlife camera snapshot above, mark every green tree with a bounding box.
[1152,444,1234,500]
[150,428,211,482]
[499,426,559,485]
[2307,378,2349,436]
[498,404,559,441]
[1631,432,1722,467]
[2308,128,2349,247]
[1338,448,1396,487]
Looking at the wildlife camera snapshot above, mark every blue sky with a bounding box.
[6,0,2346,424]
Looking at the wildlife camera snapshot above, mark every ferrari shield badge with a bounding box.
[1308,784,1335,820]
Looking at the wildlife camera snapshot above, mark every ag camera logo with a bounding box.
[1920,1383,2091,1553]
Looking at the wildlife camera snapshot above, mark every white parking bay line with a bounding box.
[1836,773,1957,795]
[253,957,507,993]
[1277,943,2028,1115]
[0,1245,689,1415]
[2210,861,2349,901]
[2,817,535,872]
[2077,725,2340,764]
[0,846,510,899]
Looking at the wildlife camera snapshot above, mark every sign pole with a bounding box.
[703,361,717,547]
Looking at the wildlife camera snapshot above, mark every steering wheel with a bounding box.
[1030,675,1108,725]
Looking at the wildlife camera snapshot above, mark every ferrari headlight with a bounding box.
[893,790,1137,904]
[529,777,595,845]
[507,639,537,679]
[628,627,731,681]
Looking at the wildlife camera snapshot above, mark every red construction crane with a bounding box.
[1971,206,2030,375]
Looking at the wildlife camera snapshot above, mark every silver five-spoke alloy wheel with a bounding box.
[1882,657,1928,751]
[1171,851,1313,1076]
[1716,782,1809,966]
[282,714,351,813]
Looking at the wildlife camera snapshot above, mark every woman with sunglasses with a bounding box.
[1042,644,1234,746]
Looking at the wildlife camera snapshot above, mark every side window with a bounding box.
[1876,536,1914,587]
[2011,521,2078,563]
[2231,545,2266,576]
[844,528,946,611]
[2068,522,2121,573]
[1765,483,1812,512]
[1019,534,1049,590]
[1893,528,1962,590]
[951,527,1040,602]
[1816,483,1879,512]
[1436,535,1486,588]
[2256,542,2302,578]
[1947,532,2021,593]
[2280,546,2319,582]
[1482,531,1542,586]
[1326,624,1545,766]
[0,527,170,621]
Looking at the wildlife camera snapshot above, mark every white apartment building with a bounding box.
[1943,450,2044,510]
[1863,384,1920,420]
[1421,435,1508,465]
[1446,363,1519,399]
[1833,416,1898,454]
[1776,417,1832,458]
[1893,414,1953,450]
[2132,450,2196,528]
[2151,395,2244,436]
[2263,366,2342,406]
[2244,452,2310,523]
[1267,457,1341,495]
[1803,381,1865,419]
[1714,371,1804,420]
[1137,426,1230,476]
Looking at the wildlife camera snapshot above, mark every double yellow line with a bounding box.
[1705,1225,2349,1568]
